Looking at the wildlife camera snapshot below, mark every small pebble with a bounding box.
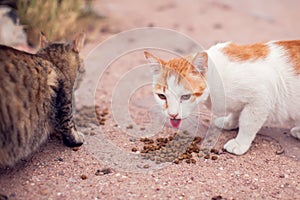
[58,171,64,176]
[57,157,63,162]
[95,168,113,176]
[90,131,96,136]
[275,148,285,155]
[204,154,210,159]
[211,195,226,200]
[39,189,49,196]
[126,124,134,129]
[279,174,285,178]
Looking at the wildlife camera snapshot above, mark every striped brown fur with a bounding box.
[0,33,85,167]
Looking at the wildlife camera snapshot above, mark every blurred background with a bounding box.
[0,0,299,51]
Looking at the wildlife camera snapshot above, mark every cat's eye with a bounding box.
[181,94,191,101]
[157,93,166,100]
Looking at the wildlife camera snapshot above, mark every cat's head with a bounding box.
[37,33,86,90]
[144,51,208,128]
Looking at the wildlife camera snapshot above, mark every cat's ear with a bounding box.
[144,51,165,74]
[191,51,208,73]
[39,32,50,48]
[72,32,86,53]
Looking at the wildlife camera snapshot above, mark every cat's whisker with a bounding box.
[185,116,210,128]
[192,111,212,116]
[190,112,212,120]
[187,114,209,122]
[189,113,212,126]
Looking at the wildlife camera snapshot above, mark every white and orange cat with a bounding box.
[144,40,300,155]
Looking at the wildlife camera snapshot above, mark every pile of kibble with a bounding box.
[132,130,221,164]
[95,106,109,126]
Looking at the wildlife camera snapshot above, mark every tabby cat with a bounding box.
[0,33,85,166]
[145,40,300,155]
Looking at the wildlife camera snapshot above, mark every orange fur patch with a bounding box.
[154,84,166,91]
[144,51,166,65]
[164,101,168,109]
[167,58,206,94]
[153,56,206,96]
[223,43,270,62]
[275,40,300,74]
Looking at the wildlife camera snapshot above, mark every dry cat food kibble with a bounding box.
[134,130,220,164]
[131,147,138,152]
[96,107,110,126]
[72,147,79,151]
[80,174,88,180]
[211,155,218,160]
[101,108,109,116]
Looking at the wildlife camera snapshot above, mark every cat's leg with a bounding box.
[290,127,300,140]
[224,103,269,155]
[56,90,84,147]
[214,112,239,130]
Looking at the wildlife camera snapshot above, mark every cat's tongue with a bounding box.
[170,119,181,128]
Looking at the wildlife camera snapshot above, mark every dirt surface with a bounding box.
[1,0,300,199]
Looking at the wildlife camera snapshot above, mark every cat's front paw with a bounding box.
[291,127,300,140]
[63,129,85,147]
[214,116,238,130]
[224,139,249,155]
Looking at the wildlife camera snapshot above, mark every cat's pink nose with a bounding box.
[169,113,178,118]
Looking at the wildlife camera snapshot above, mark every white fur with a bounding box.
[154,75,197,120]
[205,42,300,155]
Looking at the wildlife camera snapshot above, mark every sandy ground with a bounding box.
[1,0,300,199]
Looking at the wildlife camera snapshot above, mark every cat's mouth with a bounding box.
[170,118,181,128]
